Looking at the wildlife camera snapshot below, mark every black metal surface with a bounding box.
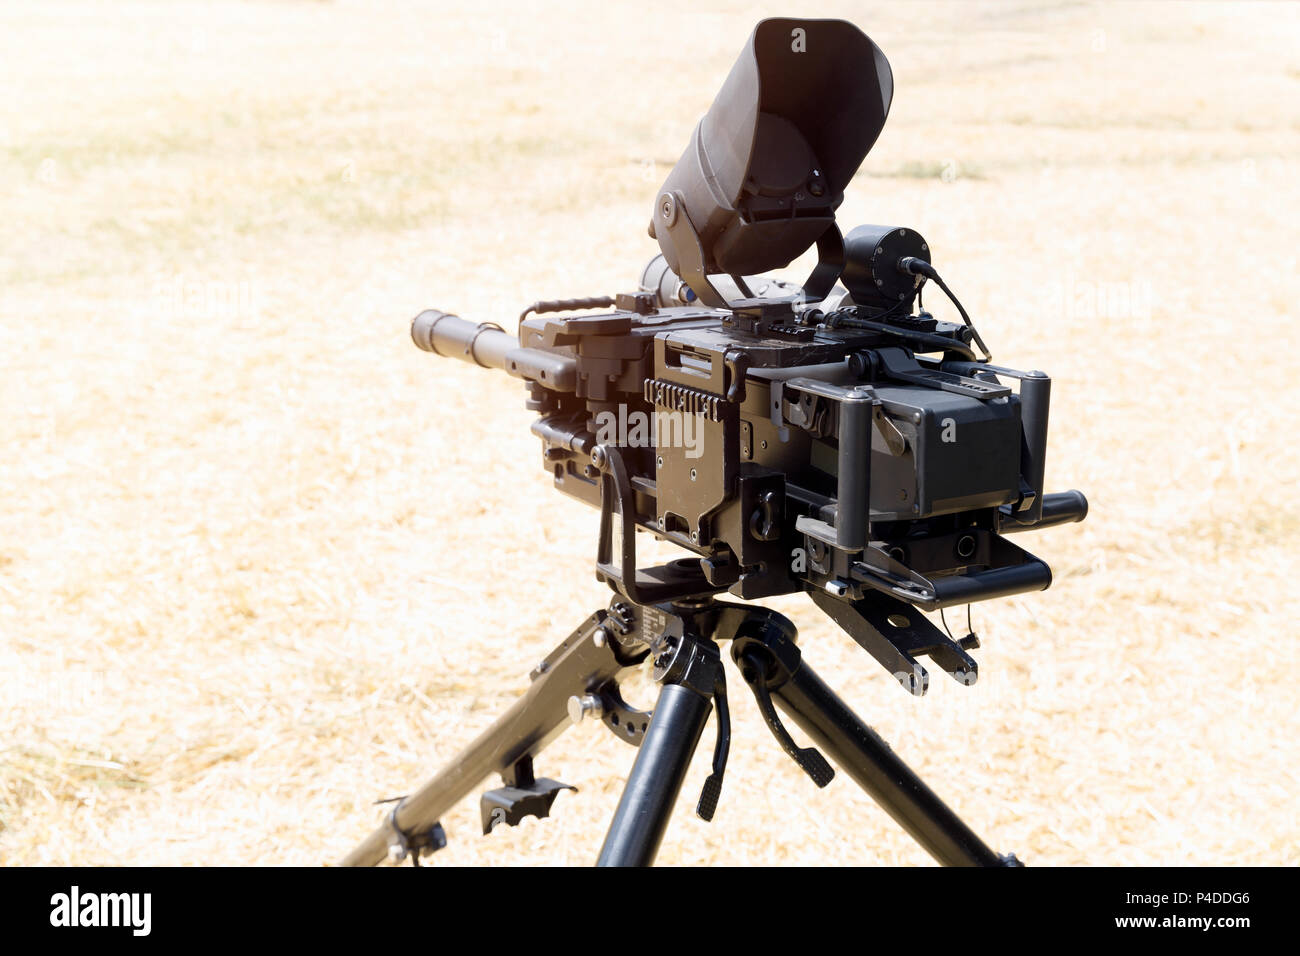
[774,661,1003,867]
[731,621,1002,866]
[595,682,713,867]
[653,18,891,291]
[480,775,575,835]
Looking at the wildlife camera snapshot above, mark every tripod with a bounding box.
[342,565,1019,867]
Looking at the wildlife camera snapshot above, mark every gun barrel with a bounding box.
[410,309,577,390]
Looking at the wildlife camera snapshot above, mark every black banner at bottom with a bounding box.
[0,865,1283,942]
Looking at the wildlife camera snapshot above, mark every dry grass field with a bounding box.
[1,0,1297,866]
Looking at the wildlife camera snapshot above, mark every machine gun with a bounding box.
[344,17,1087,867]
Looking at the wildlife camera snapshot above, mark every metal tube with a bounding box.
[1017,372,1051,524]
[411,310,514,366]
[410,309,577,389]
[343,614,633,866]
[342,691,565,866]
[772,659,1003,866]
[596,683,712,866]
[1000,489,1088,533]
[835,394,872,551]
[927,559,1052,609]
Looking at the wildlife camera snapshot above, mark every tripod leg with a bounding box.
[596,630,720,866]
[733,624,1011,867]
[343,609,643,866]
[774,661,1006,866]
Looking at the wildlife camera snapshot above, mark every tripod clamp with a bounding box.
[717,606,836,789]
[380,797,447,867]
[738,652,835,790]
[644,603,731,822]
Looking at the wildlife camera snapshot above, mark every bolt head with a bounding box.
[658,193,677,226]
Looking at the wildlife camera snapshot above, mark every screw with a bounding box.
[567,694,604,725]
[689,468,697,481]
[659,194,677,225]
[593,627,608,647]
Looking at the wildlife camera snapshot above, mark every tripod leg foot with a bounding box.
[342,608,644,866]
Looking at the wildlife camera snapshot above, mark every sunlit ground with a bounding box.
[1,0,1297,864]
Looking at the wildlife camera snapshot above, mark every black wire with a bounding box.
[941,604,976,642]
[823,294,911,328]
[927,273,992,362]
[826,309,979,361]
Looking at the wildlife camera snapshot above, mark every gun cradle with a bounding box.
[514,297,1082,611]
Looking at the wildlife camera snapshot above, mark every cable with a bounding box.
[823,294,911,327]
[940,604,977,645]
[519,296,614,323]
[823,307,979,361]
[897,257,992,362]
